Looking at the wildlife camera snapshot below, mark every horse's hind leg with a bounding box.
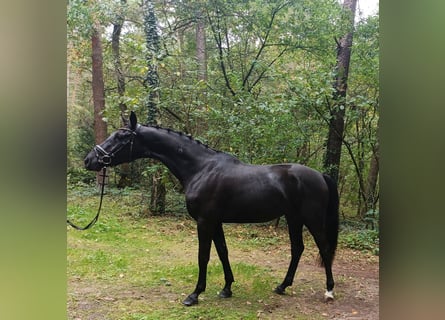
[275,219,304,295]
[213,223,234,298]
[307,227,335,301]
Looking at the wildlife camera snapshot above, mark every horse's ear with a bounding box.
[130,111,137,130]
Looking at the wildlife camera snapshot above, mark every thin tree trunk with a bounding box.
[323,0,357,183]
[196,12,207,82]
[143,0,160,125]
[361,140,379,220]
[91,24,107,186]
[112,6,127,114]
[143,0,165,215]
[112,0,131,188]
[149,170,166,215]
[194,11,208,135]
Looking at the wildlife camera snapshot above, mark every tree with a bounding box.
[352,15,379,219]
[111,0,132,187]
[67,0,379,222]
[363,132,379,217]
[111,0,128,114]
[196,7,207,82]
[91,21,108,184]
[143,0,161,125]
[143,0,166,214]
[205,0,294,97]
[324,0,358,184]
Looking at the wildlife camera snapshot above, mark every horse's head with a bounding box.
[84,111,139,171]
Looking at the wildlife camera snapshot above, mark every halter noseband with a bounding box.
[94,128,137,165]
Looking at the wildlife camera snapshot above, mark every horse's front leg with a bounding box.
[182,222,213,306]
[213,223,234,298]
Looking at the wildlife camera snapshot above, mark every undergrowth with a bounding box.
[339,229,379,255]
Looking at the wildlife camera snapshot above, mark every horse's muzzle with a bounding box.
[84,152,103,171]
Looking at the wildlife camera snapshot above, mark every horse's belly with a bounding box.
[220,192,285,223]
[222,213,283,224]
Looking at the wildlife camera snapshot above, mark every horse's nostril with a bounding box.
[84,157,90,167]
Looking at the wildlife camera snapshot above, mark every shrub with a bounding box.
[340,229,379,255]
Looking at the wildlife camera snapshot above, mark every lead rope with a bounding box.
[67,167,107,230]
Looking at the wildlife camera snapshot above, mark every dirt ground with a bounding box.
[226,237,379,320]
[68,237,378,320]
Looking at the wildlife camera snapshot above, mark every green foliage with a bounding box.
[340,229,379,255]
[363,208,379,230]
[67,0,379,222]
[339,208,379,255]
[67,103,94,170]
[67,0,94,38]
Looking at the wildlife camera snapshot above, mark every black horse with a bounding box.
[84,111,339,306]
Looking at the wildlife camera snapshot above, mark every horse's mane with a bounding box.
[145,124,224,155]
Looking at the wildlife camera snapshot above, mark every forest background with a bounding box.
[67,0,379,233]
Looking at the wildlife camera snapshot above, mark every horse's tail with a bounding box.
[320,174,340,267]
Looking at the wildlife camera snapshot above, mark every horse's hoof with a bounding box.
[182,294,198,306]
[218,288,232,298]
[274,286,286,295]
[324,290,334,302]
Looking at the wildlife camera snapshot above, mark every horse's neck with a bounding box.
[139,126,215,186]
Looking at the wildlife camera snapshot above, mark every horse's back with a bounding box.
[185,158,328,223]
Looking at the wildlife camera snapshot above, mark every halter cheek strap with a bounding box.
[94,128,137,165]
[94,145,113,165]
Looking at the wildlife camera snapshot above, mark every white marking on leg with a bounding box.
[324,290,334,301]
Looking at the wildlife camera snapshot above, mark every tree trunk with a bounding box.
[112,0,131,188]
[196,12,207,82]
[91,24,107,186]
[194,11,209,135]
[149,170,166,215]
[112,4,127,114]
[323,0,357,184]
[361,140,379,219]
[143,0,165,215]
[143,0,160,125]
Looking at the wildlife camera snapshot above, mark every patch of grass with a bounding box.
[126,306,254,320]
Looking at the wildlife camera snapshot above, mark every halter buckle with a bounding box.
[101,154,112,165]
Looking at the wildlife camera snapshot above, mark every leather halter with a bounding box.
[94,128,137,165]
